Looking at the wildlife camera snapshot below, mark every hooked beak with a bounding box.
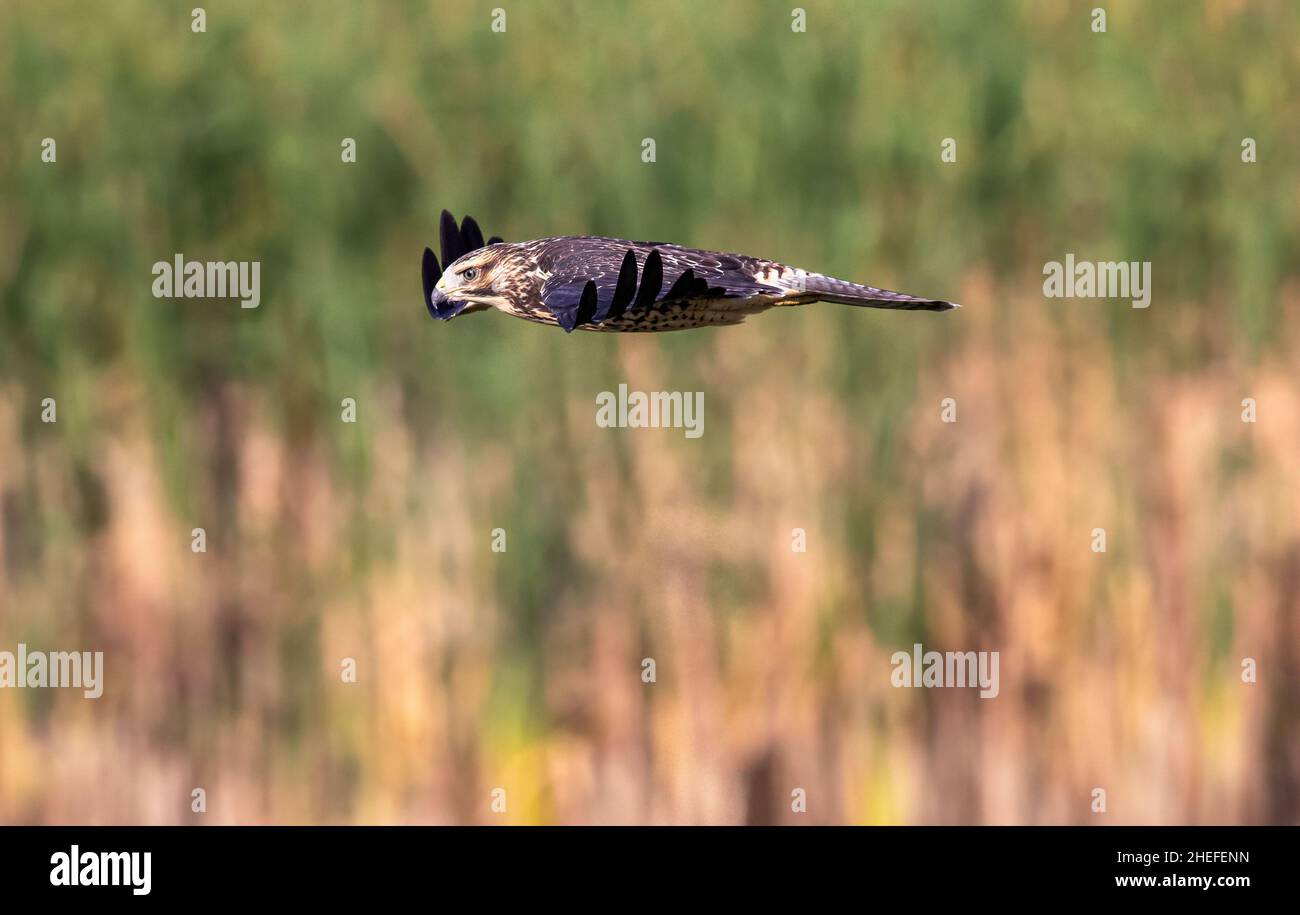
[430,287,466,320]
[423,247,465,320]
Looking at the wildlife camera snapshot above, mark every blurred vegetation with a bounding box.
[0,0,1297,823]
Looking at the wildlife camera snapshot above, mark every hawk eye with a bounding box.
[462,267,479,281]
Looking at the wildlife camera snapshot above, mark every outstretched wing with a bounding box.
[539,238,783,332]
[422,210,504,319]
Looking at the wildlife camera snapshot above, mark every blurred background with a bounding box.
[1,0,1298,824]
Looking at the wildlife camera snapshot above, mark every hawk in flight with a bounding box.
[423,210,958,333]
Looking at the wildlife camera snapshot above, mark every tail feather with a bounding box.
[799,274,958,312]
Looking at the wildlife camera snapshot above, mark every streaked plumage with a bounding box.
[423,211,958,333]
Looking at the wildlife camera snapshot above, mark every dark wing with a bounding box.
[423,210,504,319]
[540,238,783,332]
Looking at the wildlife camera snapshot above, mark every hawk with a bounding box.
[423,210,958,333]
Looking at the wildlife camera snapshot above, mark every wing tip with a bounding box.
[434,208,504,285]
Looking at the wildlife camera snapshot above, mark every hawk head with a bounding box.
[430,248,510,319]
[423,210,511,320]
